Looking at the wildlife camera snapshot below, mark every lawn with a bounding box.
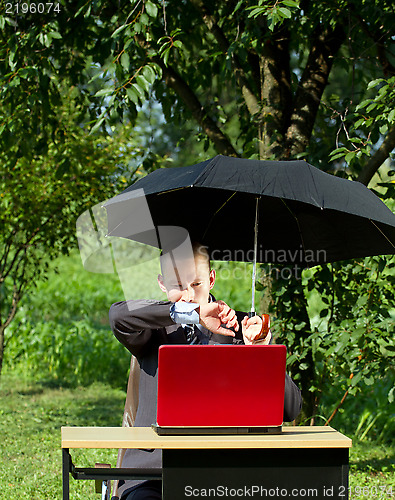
[0,373,393,499]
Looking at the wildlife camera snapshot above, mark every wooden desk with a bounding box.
[61,426,352,499]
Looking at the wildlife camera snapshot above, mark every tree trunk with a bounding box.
[259,28,292,159]
[284,24,346,157]
[0,324,5,378]
[0,283,21,379]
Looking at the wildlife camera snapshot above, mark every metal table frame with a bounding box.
[61,426,351,500]
[62,448,161,499]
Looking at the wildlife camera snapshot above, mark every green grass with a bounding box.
[0,373,393,499]
[349,444,395,499]
[0,373,124,499]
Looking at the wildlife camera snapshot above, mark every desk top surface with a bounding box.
[61,426,352,449]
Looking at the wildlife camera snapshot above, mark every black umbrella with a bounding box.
[104,155,395,311]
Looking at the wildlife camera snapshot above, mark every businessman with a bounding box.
[109,242,302,500]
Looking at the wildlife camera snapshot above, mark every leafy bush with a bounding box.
[268,254,395,440]
[319,377,395,444]
[4,250,131,387]
[6,317,130,388]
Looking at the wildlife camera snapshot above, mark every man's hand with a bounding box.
[241,314,270,343]
[198,300,239,336]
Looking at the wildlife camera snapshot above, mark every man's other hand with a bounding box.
[241,314,270,343]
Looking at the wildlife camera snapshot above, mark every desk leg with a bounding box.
[62,448,70,500]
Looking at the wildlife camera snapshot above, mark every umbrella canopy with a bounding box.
[104,155,395,267]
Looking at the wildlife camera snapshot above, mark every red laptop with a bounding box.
[153,344,286,435]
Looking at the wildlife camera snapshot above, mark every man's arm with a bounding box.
[109,300,176,357]
[109,299,240,357]
[283,373,303,422]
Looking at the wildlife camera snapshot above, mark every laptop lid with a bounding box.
[156,344,286,428]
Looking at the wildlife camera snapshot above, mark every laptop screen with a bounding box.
[157,345,286,428]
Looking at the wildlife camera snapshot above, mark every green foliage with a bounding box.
[212,261,254,312]
[7,318,130,388]
[158,29,184,67]
[2,0,394,173]
[0,79,187,374]
[266,254,395,426]
[308,255,394,394]
[1,0,395,435]
[0,88,154,374]
[320,378,395,444]
[4,251,130,387]
[247,0,300,31]
[329,77,395,166]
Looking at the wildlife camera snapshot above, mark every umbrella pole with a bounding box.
[250,197,260,317]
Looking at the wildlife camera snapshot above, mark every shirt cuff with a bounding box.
[170,302,200,324]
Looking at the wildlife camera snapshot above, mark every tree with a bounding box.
[0,89,150,376]
[2,1,394,175]
[1,0,394,417]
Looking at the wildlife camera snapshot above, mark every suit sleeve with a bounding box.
[109,299,176,357]
[283,373,302,422]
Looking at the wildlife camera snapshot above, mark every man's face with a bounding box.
[158,252,215,305]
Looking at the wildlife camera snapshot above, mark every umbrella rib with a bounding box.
[105,219,125,236]
[202,192,237,240]
[157,187,188,195]
[369,219,395,250]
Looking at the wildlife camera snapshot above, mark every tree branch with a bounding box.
[357,126,395,186]
[1,245,41,336]
[352,11,395,77]
[325,386,350,426]
[134,28,238,156]
[189,0,295,160]
[154,58,239,156]
[0,283,20,330]
[2,220,45,280]
[188,0,260,117]
[284,24,346,156]
[0,229,17,275]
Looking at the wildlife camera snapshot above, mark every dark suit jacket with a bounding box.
[109,299,302,498]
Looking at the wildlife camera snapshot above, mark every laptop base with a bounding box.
[152,424,282,436]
